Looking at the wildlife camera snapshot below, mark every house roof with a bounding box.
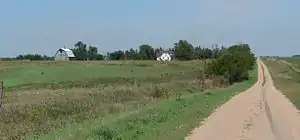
[156,51,173,57]
[59,48,75,57]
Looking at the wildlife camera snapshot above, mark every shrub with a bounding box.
[204,44,255,84]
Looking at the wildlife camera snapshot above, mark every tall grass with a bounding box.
[0,60,250,139]
[29,68,257,140]
[263,59,300,109]
[0,60,214,139]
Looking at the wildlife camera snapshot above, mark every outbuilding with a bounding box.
[54,48,75,61]
[156,51,173,61]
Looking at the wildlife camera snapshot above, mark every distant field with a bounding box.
[263,57,300,109]
[0,60,257,140]
[0,60,203,89]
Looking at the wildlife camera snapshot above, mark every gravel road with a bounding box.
[185,59,300,140]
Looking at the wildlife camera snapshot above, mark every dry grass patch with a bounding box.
[264,59,300,109]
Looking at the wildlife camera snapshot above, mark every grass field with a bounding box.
[0,60,257,140]
[279,57,300,67]
[263,57,300,109]
[279,57,300,70]
[0,60,202,89]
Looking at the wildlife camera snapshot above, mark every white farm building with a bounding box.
[54,48,75,61]
[156,51,173,61]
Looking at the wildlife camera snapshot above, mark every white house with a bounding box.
[54,48,75,61]
[156,51,172,61]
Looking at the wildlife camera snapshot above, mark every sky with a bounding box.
[1,0,300,57]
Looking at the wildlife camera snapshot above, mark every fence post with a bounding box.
[0,81,3,107]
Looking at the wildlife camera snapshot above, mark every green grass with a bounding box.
[0,60,256,139]
[27,68,257,140]
[263,58,300,109]
[0,60,206,139]
[0,61,194,88]
[0,60,208,95]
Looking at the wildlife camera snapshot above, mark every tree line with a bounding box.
[5,40,256,84]
[11,40,228,61]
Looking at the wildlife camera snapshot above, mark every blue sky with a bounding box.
[1,0,299,57]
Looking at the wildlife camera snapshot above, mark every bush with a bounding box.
[204,44,255,84]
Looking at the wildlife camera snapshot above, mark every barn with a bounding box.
[54,48,75,61]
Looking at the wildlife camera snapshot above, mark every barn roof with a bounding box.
[59,48,75,57]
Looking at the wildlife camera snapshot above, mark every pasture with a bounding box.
[0,60,256,140]
[0,60,201,89]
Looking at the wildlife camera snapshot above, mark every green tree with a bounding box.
[72,41,88,60]
[109,50,125,60]
[174,40,195,60]
[87,46,98,60]
[95,54,104,60]
[204,43,255,84]
[138,44,155,60]
[16,54,53,60]
[125,48,139,60]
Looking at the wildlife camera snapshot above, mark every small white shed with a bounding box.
[156,51,172,61]
[54,48,75,61]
